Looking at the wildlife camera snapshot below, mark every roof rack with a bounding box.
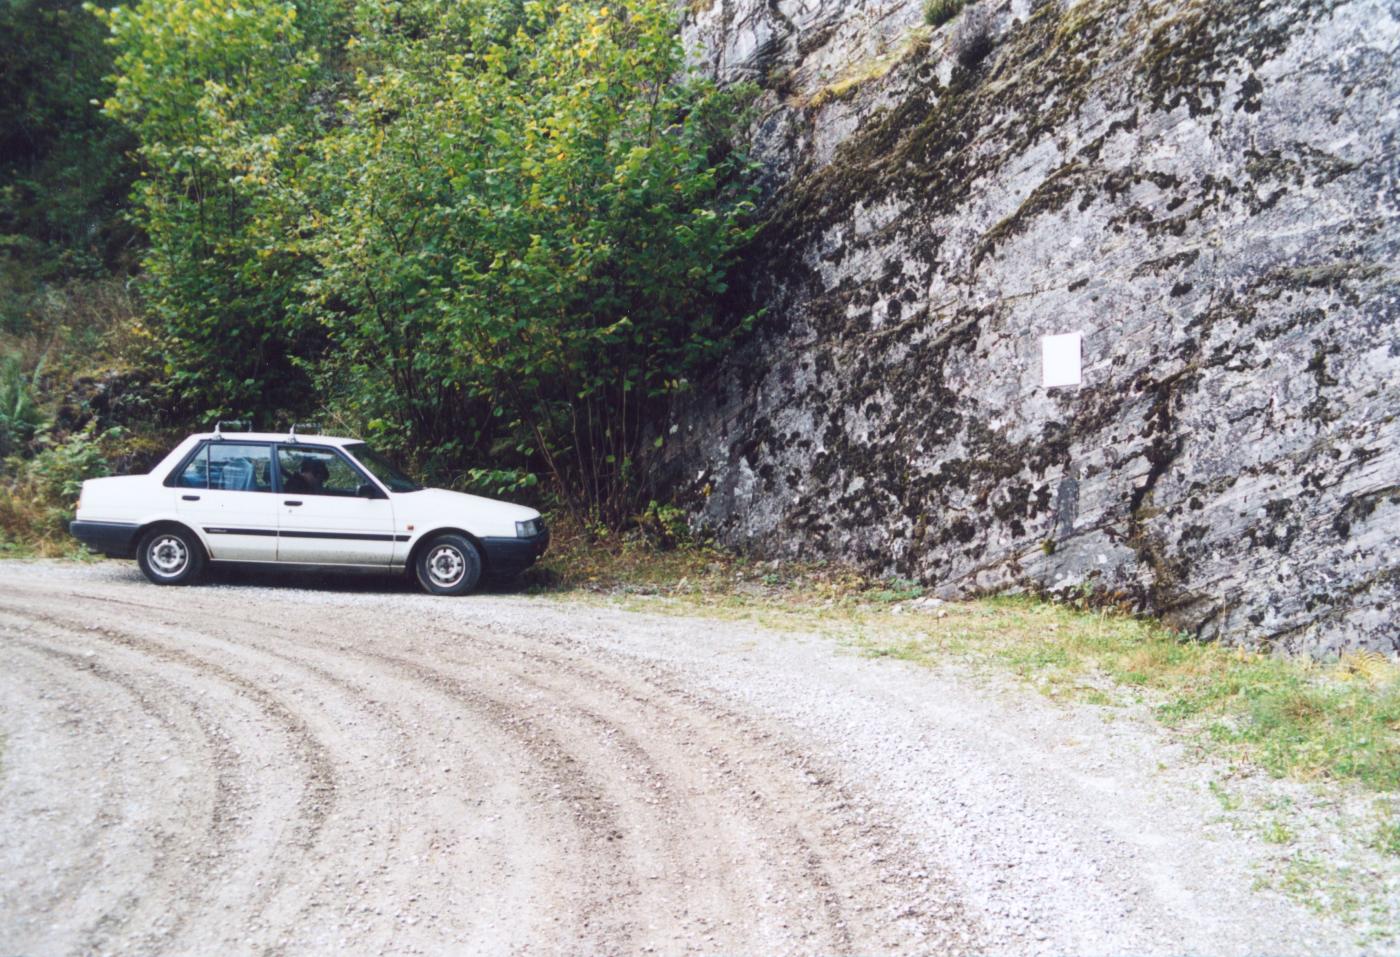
[213,419,249,437]
[289,421,322,439]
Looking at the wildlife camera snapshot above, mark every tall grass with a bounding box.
[924,0,970,27]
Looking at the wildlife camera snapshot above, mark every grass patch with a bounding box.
[1208,780,1242,813]
[1370,808,1400,857]
[924,0,969,28]
[527,520,1400,793]
[806,27,934,108]
[1261,818,1295,845]
[884,598,1400,792]
[1257,853,1371,922]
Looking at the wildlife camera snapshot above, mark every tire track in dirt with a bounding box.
[5,590,641,952]
[1,599,339,851]
[34,583,973,952]
[416,628,913,949]
[0,636,195,953]
[1,597,541,953]
[0,574,981,956]
[410,611,969,949]
[0,600,347,953]
[210,595,961,950]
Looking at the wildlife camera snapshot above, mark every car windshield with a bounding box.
[346,443,423,492]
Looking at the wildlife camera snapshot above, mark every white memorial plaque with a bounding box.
[1042,332,1083,388]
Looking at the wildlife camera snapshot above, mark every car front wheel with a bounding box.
[136,526,205,586]
[414,533,483,596]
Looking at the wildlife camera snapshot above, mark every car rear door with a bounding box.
[275,445,399,565]
[172,441,280,561]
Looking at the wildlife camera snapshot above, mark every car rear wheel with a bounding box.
[414,533,482,596]
[136,526,205,586]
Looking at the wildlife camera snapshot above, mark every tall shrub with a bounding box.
[304,0,757,525]
[99,0,757,525]
[95,0,324,421]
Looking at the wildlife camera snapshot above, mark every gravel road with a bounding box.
[0,561,1373,956]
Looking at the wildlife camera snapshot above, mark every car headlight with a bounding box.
[516,518,542,538]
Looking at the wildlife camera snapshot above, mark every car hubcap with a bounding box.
[427,545,466,588]
[149,536,188,577]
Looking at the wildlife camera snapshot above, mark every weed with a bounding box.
[924,0,969,28]
[639,500,693,549]
[1263,853,1370,923]
[0,357,43,459]
[1369,817,1400,858]
[0,425,122,555]
[1209,780,1242,813]
[869,577,925,603]
[1261,818,1295,845]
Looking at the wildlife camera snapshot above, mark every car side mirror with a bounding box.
[358,483,381,499]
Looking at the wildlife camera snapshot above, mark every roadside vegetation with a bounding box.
[531,519,1400,794]
[0,0,160,552]
[923,0,969,28]
[2,0,758,549]
[530,519,1399,934]
[94,0,758,531]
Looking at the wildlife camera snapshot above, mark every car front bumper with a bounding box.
[70,520,141,558]
[481,529,550,579]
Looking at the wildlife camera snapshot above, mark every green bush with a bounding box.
[0,425,119,553]
[924,0,969,27]
[99,0,760,529]
[93,0,324,423]
[0,357,44,459]
[639,500,693,550]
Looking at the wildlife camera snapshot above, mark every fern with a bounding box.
[0,357,44,459]
[1336,650,1398,687]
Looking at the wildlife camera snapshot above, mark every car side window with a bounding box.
[176,445,210,488]
[205,443,273,492]
[278,447,369,497]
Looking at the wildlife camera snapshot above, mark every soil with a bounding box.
[0,561,1375,955]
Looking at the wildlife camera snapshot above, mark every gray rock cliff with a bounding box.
[666,0,1400,655]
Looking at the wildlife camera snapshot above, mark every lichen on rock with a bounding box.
[664,0,1400,655]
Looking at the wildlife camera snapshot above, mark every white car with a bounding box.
[69,426,548,595]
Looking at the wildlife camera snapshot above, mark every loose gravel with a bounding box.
[0,561,1381,955]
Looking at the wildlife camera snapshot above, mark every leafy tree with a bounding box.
[99,0,756,525]
[94,0,325,421]
[304,0,757,525]
[0,0,136,334]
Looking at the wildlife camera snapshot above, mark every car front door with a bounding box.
[173,441,280,561]
[275,445,399,565]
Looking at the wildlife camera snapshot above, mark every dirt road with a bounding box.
[0,562,1370,955]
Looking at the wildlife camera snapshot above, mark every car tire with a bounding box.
[414,533,483,596]
[136,525,205,586]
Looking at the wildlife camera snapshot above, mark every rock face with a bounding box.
[667,0,1400,655]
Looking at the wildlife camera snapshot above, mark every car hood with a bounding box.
[397,487,540,526]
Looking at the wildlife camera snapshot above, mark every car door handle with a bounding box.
[182,495,200,501]
[284,500,303,507]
